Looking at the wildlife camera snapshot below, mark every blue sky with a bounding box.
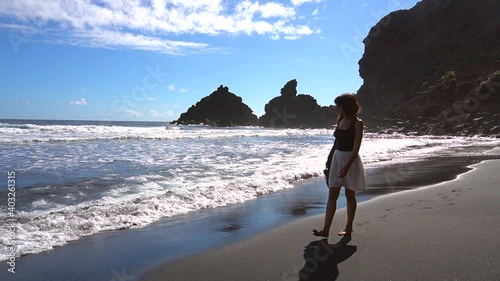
[0,0,419,121]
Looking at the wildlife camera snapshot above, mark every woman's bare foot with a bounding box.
[312,229,329,237]
[338,228,353,236]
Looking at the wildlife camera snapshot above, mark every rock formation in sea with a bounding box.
[171,85,258,127]
[259,79,337,128]
[356,0,500,136]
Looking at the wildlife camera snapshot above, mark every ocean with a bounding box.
[1,119,499,261]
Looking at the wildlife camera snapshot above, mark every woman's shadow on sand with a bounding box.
[299,236,357,281]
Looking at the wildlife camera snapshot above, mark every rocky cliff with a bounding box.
[171,85,258,127]
[356,0,500,136]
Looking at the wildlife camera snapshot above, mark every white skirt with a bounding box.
[328,150,366,192]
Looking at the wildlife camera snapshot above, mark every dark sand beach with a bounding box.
[141,158,500,281]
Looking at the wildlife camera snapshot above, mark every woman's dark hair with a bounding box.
[334,93,362,118]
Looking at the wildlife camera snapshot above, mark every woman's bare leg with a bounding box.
[342,187,357,234]
[320,187,341,235]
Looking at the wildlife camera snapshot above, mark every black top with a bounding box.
[334,118,357,151]
[325,118,359,169]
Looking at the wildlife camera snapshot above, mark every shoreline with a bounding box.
[141,159,500,281]
[1,149,499,281]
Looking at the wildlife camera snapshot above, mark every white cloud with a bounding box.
[169,84,175,91]
[150,110,161,117]
[22,100,31,105]
[291,0,325,6]
[312,8,319,16]
[179,88,188,93]
[125,109,142,117]
[275,21,314,39]
[69,98,87,106]
[150,109,174,117]
[146,97,156,101]
[0,0,322,54]
[59,28,212,55]
[0,23,38,33]
[257,2,296,18]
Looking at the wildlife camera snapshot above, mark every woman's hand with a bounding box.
[323,169,329,185]
[339,164,351,178]
[323,169,329,179]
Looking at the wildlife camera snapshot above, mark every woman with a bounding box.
[313,93,366,237]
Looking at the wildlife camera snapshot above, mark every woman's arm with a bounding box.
[347,120,363,167]
[326,118,342,170]
[325,139,337,169]
[339,119,363,177]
